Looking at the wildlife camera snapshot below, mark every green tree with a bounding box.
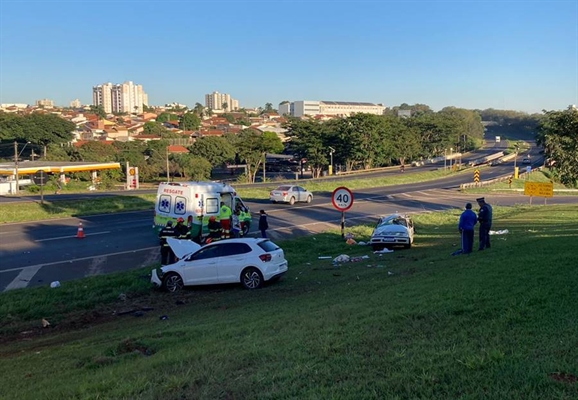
[263,103,275,113]
[236,129,283,182]
[284,118,329,178]
[156,112,177,123]
[262,132,284,154]
[179,112,201,131]
[77,141,117,162]
[193,103,205,117]
[143,121,170,135]
[222,102,228,113]
[89,105,107,119]
[172,154,212,180]
[189,136,235,166]
[536,106,578,187]
[9,114,76,158]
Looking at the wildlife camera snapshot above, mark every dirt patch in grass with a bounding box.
[548,372,577,384]
[0,289,197,347]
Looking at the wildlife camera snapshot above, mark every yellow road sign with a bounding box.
[524,182,553,197]
[473,169,480,183]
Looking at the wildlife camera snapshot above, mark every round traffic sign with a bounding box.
[331,186,354,211]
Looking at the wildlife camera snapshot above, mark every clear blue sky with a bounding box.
[1,0,576,113]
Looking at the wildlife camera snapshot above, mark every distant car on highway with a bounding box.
[269,185,313,205]
[369,214,415,251]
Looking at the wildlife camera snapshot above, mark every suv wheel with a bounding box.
[241,267,263,290]
[163,273,184,293]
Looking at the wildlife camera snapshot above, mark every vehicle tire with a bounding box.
[271,200,277,204]
[372,244,383,252]
[242,223,250,236]
[289,197,295,205]
[404,242,412,249]
[306,195,312,203]
[240,267,263,290]
[162,272,184,293]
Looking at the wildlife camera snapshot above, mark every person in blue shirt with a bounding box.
[458,202,478,254]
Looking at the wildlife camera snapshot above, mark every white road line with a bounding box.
[35,231,111,242]
[4,265,43,290]
[0,246,158,274]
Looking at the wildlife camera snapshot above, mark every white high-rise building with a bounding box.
[69,99,82,108]
[279,100,385,117]
[205,91,239,112]
[92,81,148,114]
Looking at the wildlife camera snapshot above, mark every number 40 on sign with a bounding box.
[332,187,354,239]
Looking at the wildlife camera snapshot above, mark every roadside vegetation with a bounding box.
[1,205,576,399]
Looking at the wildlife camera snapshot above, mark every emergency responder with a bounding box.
[219,201,232,239]
[159,221,176,264]
[231,209,242,238]
[174,217,190,240]
[207,216,222,243]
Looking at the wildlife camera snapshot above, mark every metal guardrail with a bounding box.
[459,166,540,190]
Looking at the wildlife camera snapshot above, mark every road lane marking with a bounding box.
[0,246,158,275]
[35,231,111,242]
[5,265,43,291]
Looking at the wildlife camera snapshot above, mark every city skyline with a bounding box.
[1,1,576,114]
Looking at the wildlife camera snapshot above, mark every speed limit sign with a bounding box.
[331,186,354,211]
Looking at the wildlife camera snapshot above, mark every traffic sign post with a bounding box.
[473,169,480,184]
[33,170,48,204]
[331,187,354,239]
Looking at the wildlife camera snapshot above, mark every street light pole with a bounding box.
[165,146,170,181]
[328,146,335,175]
[13,141,30,195]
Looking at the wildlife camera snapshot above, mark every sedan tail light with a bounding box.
[259,253,272,262]
[282,192,288,196]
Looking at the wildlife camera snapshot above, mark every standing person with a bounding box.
[158,221,176,265]
[219,201,232,239]
[231,210,242,238]
[476,197,493,251]
[207,216,222,244]
[458,203,477,254]
[258,209,269,238]
[174,217,190,240]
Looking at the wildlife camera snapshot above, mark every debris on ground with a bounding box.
[373,248,394,254]
[333,254,350,263]
[50,281,61,288]
[41,318,50,328]
[490,229,509,235]
[118,293,127,301]
[357,241,367,246]
[318,256,332,260]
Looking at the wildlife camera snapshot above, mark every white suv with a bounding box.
[151,237,288,292]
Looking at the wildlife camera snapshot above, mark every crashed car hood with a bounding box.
[373,225,409,236]
[167,237,201,259]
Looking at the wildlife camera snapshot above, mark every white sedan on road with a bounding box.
[151,237,288,292]
[269,185,313,205]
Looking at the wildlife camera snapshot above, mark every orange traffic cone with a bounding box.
[76,222,85,239]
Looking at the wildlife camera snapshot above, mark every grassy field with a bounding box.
[1,204,577,399]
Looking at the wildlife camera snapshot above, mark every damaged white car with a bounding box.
[369,214,415,251]
[151,237,288,292]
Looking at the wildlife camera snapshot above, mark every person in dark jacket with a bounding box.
[477,197,493,250]
[159,221,177,264]
[258,209,269,238]
[207,216,222,243]
[458,203,477,254]
[174,217,190,240]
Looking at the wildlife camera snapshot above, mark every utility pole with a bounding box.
[166,146,170,181]
[14,141,19,195]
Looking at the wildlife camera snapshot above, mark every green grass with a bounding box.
[0,194,156,224]
[1,205,577,399]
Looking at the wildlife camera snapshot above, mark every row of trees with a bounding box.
[3,105,575,187]
[536,106,578,187]
[284,107,485,177]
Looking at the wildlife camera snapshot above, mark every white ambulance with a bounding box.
[153,181,251,241]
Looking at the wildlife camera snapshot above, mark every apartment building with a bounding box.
[279,100,385,117]
[35,98,54,107]
[69,99,82,108]
[92,81,148,114]
[204,91,239,112]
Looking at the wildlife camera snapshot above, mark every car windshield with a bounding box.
[377,215,409,228]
